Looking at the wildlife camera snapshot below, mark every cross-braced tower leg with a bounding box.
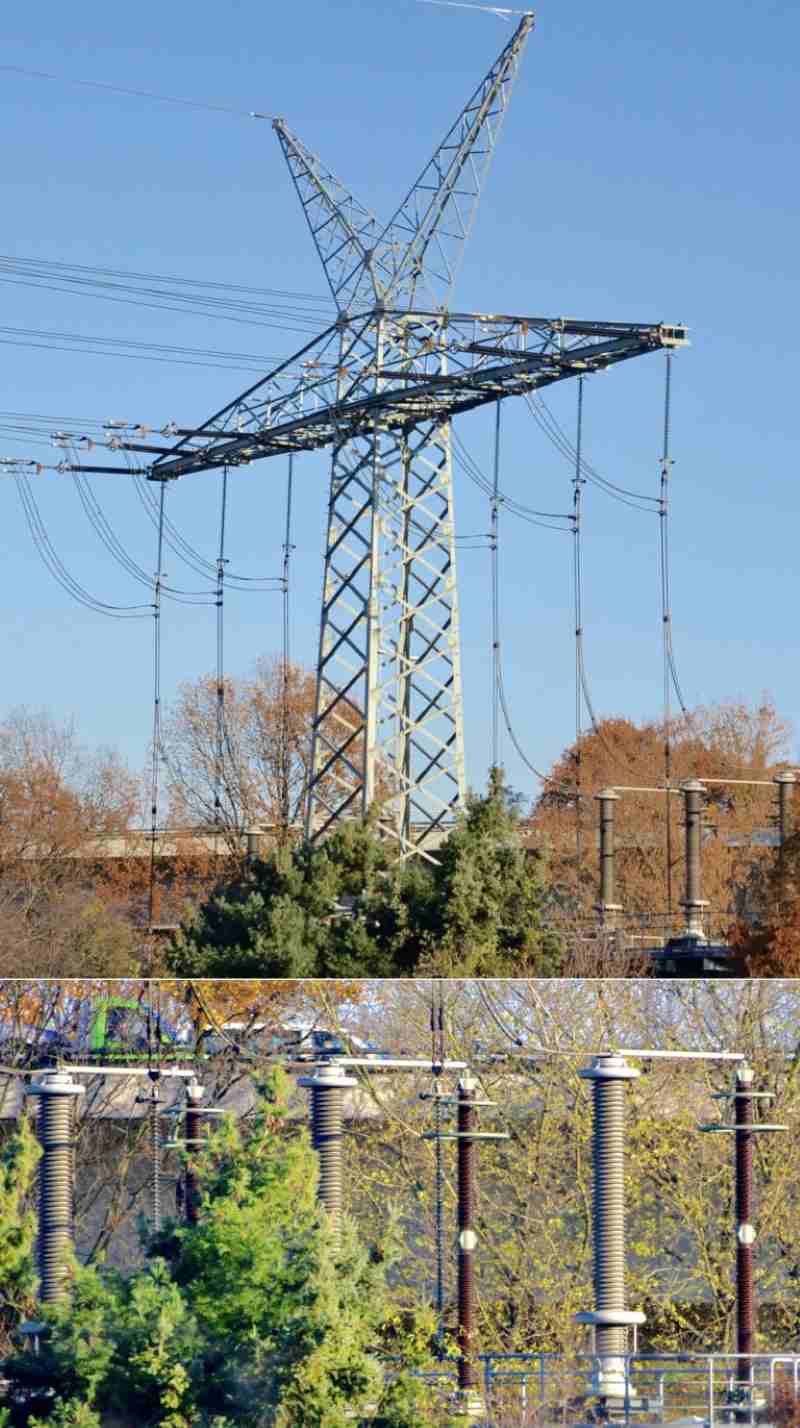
[305,317,466,855]
[385,420,466,851]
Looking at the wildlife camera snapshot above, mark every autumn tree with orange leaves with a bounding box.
[0,709,142,977]
[734,825,800,975]
[530,698,795,948]
[159,657,316,851]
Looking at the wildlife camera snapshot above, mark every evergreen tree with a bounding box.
[166,774,562,978]
[0,1071,440,1428]
[0,1115,39,1357]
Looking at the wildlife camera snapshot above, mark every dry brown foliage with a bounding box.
[528,698,793,948]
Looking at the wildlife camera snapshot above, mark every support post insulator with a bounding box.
[775,772,795,890]
[596,788,622,930]
[299,1064,357,1241]
[27,1072,84,1305]
[681,780,708,941]
[576,1056,645,1401]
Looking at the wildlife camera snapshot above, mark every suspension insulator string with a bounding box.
[147,479,167,943]
[280,453,295,835]
[572,376,585,912]
[660,353,674,926]
[215,466,229,858]
[491,400,501,773]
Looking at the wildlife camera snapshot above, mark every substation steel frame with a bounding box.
[98,14,688,859]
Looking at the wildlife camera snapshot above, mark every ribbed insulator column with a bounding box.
[775,772,795,892]
[299,1063,357,1242]
[681,779,708,940]
[27,1072,84,1305]
[593,1076,627,1356]
[576,1056,645,1400]
[596,788,622,931]
[150,1092,162,1232]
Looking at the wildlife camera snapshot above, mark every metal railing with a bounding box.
[411,1350,800,1426]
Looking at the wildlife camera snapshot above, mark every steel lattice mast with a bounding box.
[108,13,688,859]
[270,15,536,854]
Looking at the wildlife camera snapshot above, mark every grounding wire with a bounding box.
[0,62,277,120]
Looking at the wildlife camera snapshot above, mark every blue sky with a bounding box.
[1,0,799,807]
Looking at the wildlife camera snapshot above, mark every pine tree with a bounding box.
[166,774,562,978]
[0,1113,40,1357]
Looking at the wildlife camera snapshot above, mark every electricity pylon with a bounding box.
[273,16,535,855]
[106,14,688,859]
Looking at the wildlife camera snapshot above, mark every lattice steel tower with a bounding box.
[130,15,686,859]
[272,17,534,854]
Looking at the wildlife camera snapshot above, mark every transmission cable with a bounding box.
[132,472,282,590]
[525,390,661,512]
[214,468,229,845]
[147,483,167,930]
[279,454,296,832]
[0,322,288,374]
[0,63,276,121]
[66,446,217,606]
[491,400,501,770]
[13,473,151,618]
[572,377,585,893]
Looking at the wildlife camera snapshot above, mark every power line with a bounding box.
[525,390,661,512]
[0,63,274,120]
[13,472,151,619]
[0,322,292,374]
[491,400,501,770]
[214,469,229,840]
[573,376,585,889]
[147,482,168,931]
[0,255,333,335]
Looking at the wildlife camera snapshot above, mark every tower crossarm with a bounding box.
[377,12,535,309]
[146,312,688,480]
[273,122,395,312]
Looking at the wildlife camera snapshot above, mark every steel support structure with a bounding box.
[184,1079,205,1226]
[91,15,688,859]
[700,1067,786,1406]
